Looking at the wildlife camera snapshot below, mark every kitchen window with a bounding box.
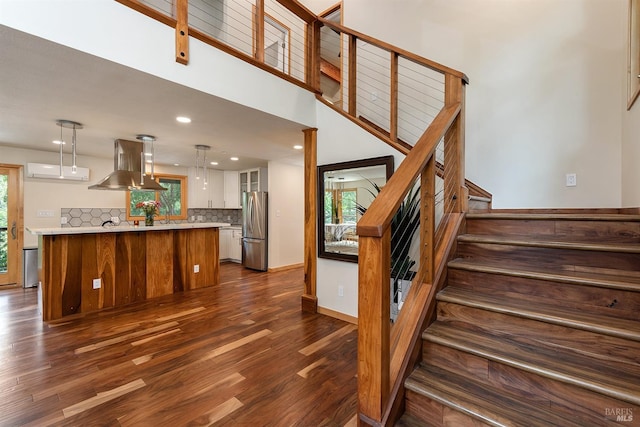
[126,174,188,221]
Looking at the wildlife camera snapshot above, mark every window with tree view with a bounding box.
[324,188,357,224]
[126,174,187,221]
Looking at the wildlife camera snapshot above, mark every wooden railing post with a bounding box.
[306,19,321,90]
[175,0,189,64]
[348,34,357,116]
[254,0,265,63]
[444,75,466,214]
[390,52,399,142]
[358,232,391,424]
[418,159,435,283]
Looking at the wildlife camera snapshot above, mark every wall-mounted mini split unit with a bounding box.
[27,163,90,181]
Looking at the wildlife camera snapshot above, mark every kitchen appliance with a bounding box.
[88,139,165,191]
[242,191,268,271]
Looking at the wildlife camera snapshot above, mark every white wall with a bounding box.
[344,0,627,209]
[267,159,304,269]
[622,102,640,207]
[2,145,188,247]
[316,101,404,318]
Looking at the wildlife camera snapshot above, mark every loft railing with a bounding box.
[116,0,319,92]
[113,1,469,424]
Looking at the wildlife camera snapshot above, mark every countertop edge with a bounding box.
[27,222,232,236]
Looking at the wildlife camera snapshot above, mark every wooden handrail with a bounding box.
[317,17,469,84]
[357,103,461,238]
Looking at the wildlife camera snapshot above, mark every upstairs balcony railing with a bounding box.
[114,2,469,425]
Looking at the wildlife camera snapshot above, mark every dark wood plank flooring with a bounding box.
[0,263,358,426]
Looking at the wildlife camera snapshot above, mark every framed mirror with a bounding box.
[317,155,394,263]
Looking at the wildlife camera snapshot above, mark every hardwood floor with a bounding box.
[0,263,358,426]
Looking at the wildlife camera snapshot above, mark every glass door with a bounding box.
[0,166,22,286]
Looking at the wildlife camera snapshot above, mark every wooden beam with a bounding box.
[302,128,318,313]
[175,0,188,64]
[306,19,321,90]
[275,0,317,24]
[320,58,341,83]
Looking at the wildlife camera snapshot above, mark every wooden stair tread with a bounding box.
[437,286,640,341]
[467,213,640,221]
[458,234,640,253]
[423,321,640,406]
[448,258,640,291]
[405,364,585,427]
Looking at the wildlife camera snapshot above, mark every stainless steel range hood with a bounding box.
[88,139,166,191]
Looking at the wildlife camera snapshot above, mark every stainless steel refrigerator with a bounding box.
[242,191,268,271]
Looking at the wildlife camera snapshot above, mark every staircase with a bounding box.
[398,212,640,426]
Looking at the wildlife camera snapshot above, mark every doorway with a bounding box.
[0,165,23,287]
[263,14,290,74]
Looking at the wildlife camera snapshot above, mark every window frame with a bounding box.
[126,173,188,221]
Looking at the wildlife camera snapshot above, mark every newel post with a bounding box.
[358,231,391,424]
[444,75,467,214]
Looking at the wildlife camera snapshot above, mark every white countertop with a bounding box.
[27,222,231,236]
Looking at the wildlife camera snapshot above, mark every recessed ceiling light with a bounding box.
[52,140,65,145]
[176,116,191,123]
[174,163,180,166]
[230,157,239,161]
[145,159,153,164]
[293,145,303,150]
[210,161,218,166]
[144,152,152,157]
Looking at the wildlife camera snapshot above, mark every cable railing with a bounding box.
[116,0,317,92]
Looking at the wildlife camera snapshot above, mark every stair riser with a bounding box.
[405,391,492,427]
[448,269,640,321]
[435,301,640,369]
[422,341,639,425]
[457,242,640,273]
[466,219,640,243]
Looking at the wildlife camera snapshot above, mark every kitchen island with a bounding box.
[28,222,229,321]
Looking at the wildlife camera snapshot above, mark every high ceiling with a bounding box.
[0,25,307,171]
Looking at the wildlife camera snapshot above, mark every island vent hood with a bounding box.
[88,139,166,191]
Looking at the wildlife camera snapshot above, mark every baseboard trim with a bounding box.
[268,263,304,273]
[317,306,358,325]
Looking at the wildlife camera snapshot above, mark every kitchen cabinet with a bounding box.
[239,168,268,194]
[223,170,241,208]
[188,168,224,209]
[219,228,230,260]
[220,227,242,262]
[230,228,242,262]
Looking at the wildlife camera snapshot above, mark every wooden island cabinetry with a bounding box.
[29,223,229,321]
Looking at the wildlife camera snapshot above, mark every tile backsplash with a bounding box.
[61,208,242,228]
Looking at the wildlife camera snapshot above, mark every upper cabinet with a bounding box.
[187,168,224,209]
[239,168,268,194]
[188,167,268,210]
[223,170,241,209]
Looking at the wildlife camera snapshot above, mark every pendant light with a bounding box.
[55,120,83,178]
[194,145,211,190]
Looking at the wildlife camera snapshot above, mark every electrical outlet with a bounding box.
[338,285,344,297]
[194,264,199,273]
[92,278,101,289]
[566,173,577,187]
[110,216,120,225]
[60,217,68,225]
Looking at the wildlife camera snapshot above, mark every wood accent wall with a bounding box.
[40,228,220,321]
